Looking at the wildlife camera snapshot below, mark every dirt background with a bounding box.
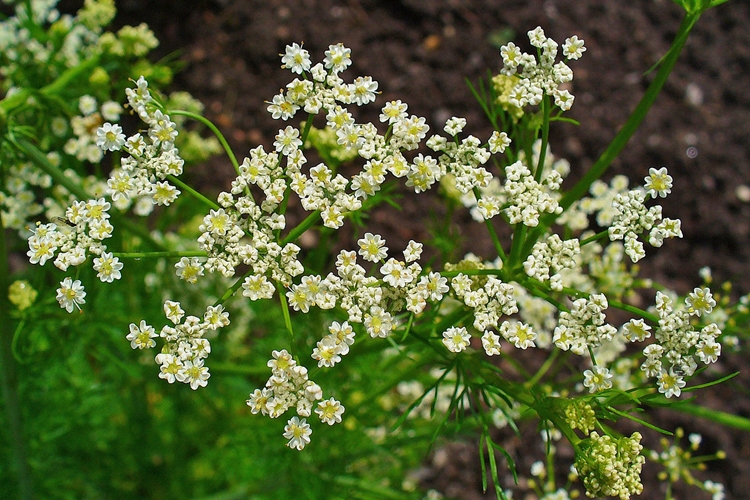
[115,1,750,498]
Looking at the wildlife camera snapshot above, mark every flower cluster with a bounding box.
[247,349,344,450]
[27,197,118,273]
[574,431,645,499]
[500,27,585,111]
[524,234,581,290]
[640,289,721,398]
[606,169,682,262]
[133,300,229,390]
[553,293,617,356]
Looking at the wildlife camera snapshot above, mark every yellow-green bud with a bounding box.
[89,67,110,87]
[9,280,38,311]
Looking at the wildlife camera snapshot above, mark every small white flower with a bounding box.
[126,320,157,349]
[281,43,311,74]
[93,252,123,283]
[357,232,388,262]
[283,416,312,450]
[442,326,471,353]
[644,167,673,198]
[583,365,613,393]
[685,287,716,317]
[96,122,126,152]
[562,35,586,60]
[315,397,345,425]
[56,277,86,313]
[444,116,467,136]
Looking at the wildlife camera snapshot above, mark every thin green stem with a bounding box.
[580,229,609,247]
[281,210,321,245]
[169,109,240,175]
[167,174,219,210]
[669,403,750,432]
[216,270,250,306]
[507,223,527,273]
[276,281,297,359]
[525,348,560,389]
[300,113,315,144]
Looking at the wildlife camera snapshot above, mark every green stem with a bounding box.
[166,174,219,210]
[169,109,240,176]
[525,348,560,389]
[13,137,88,200]
[0,215,34,500]
[281,210,321,245]
[507,223,527,273]
[580,229,609,247]
[276,281,296,359]
[670,403,750,432]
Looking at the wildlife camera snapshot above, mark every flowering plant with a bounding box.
[2,0,747,499]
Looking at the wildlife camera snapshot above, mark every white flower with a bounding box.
[481,331,502,356]
[93,252,123,282]
[583,365,613,393]
[657,368,686,398]
[444,116,467,136]
[274,125,303,155]
[442,326,471,353]
[488,131,511,154]
[685,287,716,317]
[379,100,408,124]
[357,232,388,262]
[155,354,182,383]
[56,277,86,313]
[203,304,229,330]
[644,167,673,198]
[177,359,211,390]
[324,43,352,73]
[96,122,126,152]
[502,321,537,349]
[127,320,157,349]
[267,93,299,120]
[621,318,651,342]
[562,35,586,60]
[351,75,378,106]
[175,257,204,284]
[163,300,185,324]
[316,397,345,425]
[283,416,312,450]
[242,274,276,300]
[281,43,311,74]
[364,306,394,338]
[151,181,180,206]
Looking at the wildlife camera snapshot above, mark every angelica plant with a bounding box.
[5,0,748,499]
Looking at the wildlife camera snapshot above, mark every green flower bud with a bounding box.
[9,280,38,311]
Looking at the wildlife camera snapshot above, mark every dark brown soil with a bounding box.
[117,1,750,498]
